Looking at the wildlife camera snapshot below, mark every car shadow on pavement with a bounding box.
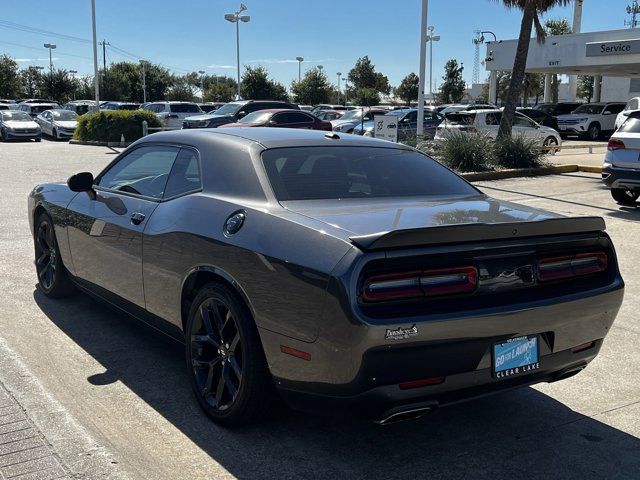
[34,290,640,480]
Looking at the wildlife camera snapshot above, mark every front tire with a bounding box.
[34,213,76,297]
[543,136,559,155]
[52,128,58,140]
[587,123,600,141]
[185,283,278,426]
[611,188,639,206]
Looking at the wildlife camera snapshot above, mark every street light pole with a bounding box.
[140,60,147,103]
[426,26,440,105]
[43,43,56,73]
[90,0,100,111]
[198,70,206,101]
[417,0,429,138]
[296,56,304,83]
[336,72,342,104]
[225,4,250,100]
[70,70,78,100]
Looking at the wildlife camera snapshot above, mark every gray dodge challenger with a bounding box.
[28,128,624,426]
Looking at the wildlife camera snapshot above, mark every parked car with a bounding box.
[141,102,204,128]
[29,128,623,426]
[0,99,16,104]
[602,111,640,205]
[517,108,559,131]
[439,103,497,115]
[614,97,640,131]
[533,102,583,117]
[63,100,95,116]
[310,104,356,114]
[0,103,14,111]
[436,109,562,150]
[17,102,60,118]
[182,100,299,129]
[219,109,332,131]
[0,110,41,141]
[557,102,626,140]
[315,110,344,121]
[331,108,390,133]
[35,109,78,140]
[101,102,140,111]
[298,105,313,111]
[18,98,52,104]
[354,108,443,140]
[197,102,225,114]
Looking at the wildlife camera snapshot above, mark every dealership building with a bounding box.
[484,0,640,104]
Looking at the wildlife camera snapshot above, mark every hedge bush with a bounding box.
[74,110,161,143]
[437,130,494,172]
[493,134,548,169]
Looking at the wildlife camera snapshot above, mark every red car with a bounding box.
[219,109,332,131]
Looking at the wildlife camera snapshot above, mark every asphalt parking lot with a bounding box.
[0,140,638,480]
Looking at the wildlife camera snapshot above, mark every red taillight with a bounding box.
[571,341,596,353]
[538,252,607,282]
[399,376,445,390]
[608,139,625,151]
[362,267,477,302]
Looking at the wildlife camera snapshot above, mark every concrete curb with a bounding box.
[462,164,602,181]
[69,139,133,147]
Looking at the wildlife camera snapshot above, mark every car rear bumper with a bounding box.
[265,282,624,422]
[602,164,640,191]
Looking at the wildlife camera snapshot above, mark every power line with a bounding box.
[0,39,91,60]
[0,20,91,44]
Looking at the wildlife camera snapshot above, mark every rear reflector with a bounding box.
[571,341,596,353]
[280,345,311,361]
[363,267,477,302]
[607,139,625,151]
[538,252,607,282]
[399,377,445,390]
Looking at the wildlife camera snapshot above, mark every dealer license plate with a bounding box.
[493,336,540,379]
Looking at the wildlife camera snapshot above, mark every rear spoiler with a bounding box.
[349,217,606,251]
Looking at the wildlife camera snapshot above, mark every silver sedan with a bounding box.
[35,109,78,140]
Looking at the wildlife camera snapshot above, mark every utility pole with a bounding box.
[426,26,440,105]
[70,70,78,100]
[99,39,110,70]
[91,0,100,111]
[140,60,147,104]
[336,72,342,105]
[417,0,429,138]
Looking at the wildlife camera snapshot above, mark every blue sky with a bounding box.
[0,0,636,89]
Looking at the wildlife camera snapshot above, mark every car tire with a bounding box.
[587,123,601,141]
[543,136,559,155]
[52,128,59,140]
[34,213,76,298]
[611,188,639,206]
[35,137,41,142]
[0,128,6,141]
[185,282,278,426]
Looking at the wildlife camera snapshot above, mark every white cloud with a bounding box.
[15,57,59,62]
[247,58,338,64]
[206,64,236,69]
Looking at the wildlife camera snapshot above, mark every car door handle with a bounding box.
[130,212,145,225]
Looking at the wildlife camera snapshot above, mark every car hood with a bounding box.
[53,121,77,129]
[557,113,591,120]
[281,195,562,239]
[5,120,39,129]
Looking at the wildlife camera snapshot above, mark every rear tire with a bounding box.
[185,282,278,426]
[543,136,559,155]
[0,128,6,141]
[611,188,639,206]
[52,128,58,140]
[34,213,76,297]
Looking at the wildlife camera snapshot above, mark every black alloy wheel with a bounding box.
[611,188,639,206]
[186,283,277,426]
[34,214,75,297]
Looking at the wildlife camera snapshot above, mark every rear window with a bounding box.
[170,103,202,113]
[618,117,640,133]
[262,146,478,201]
[120,104,140,110]
[446,113,476,125]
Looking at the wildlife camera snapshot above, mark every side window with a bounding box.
[609,104,626,114]
[288,112,314,123]
[630,99,639,110]
[404,111,417,122]
[272,113,287,124]
[243,103,263,114]
[514,114,534,127]
[164,149,202,198]
[97,146,179,199]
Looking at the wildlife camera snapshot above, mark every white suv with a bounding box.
[557,102,625,140]
[142,102,204,128]
[615,97,640,131]
[435,109,562,149]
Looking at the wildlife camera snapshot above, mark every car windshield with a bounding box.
[52,110,78,120]
[534,104,555,114]
[1,111,31,121]
[439,105,467,115]
[338,109,363,121]
[31,105,56,113]
[170,103,202,113]
[239,111,273,124]
[618,117,640,133]
[572,104,603,115]
[213,102,244,116]
[262,146,479,201]
[119,104,140,110]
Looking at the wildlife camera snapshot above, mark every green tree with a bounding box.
[396,73,420,105]
[348,56,390,93]
[439,59,466,104]
[544,18,572,102]
[75,76,95,100]
[166,75,196,101]
[40,69,76,103]
[350,87,380,106]
[20,66,44,98]
[240,65,288,101]
[0,55,21,99]
[523,72,544,106]
[101,61,172,102]
[577,75,594,103]
[494,0,571,138]
[204,83,236,103]
[290,68,332,105]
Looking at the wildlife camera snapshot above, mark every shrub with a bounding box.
[437,130,494,172]
[74,110,161,143]
[493,134,548,169]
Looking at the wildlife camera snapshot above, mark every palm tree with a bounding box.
[495,0,571,138]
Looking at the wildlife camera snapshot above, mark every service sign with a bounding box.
[586,38,640,57]
[373,115,398,143]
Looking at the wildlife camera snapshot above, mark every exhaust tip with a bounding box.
[376,406,434,426]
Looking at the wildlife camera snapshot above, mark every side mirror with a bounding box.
[237,111,247,118]
[623,111,631,116]
[603,111,613,115]
[67,172,94,192]
[268,120,278,126]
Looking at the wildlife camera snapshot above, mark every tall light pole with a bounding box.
[296,56,304,83]
[416,0,429,138]
[90,0,100,111]
[140,60,148,104]
[43,43,56,73]
[69,70,78,100]
[225,4,250,100]
[336,72,342,104]
[198,70,206,101]
[426,26,440,105]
